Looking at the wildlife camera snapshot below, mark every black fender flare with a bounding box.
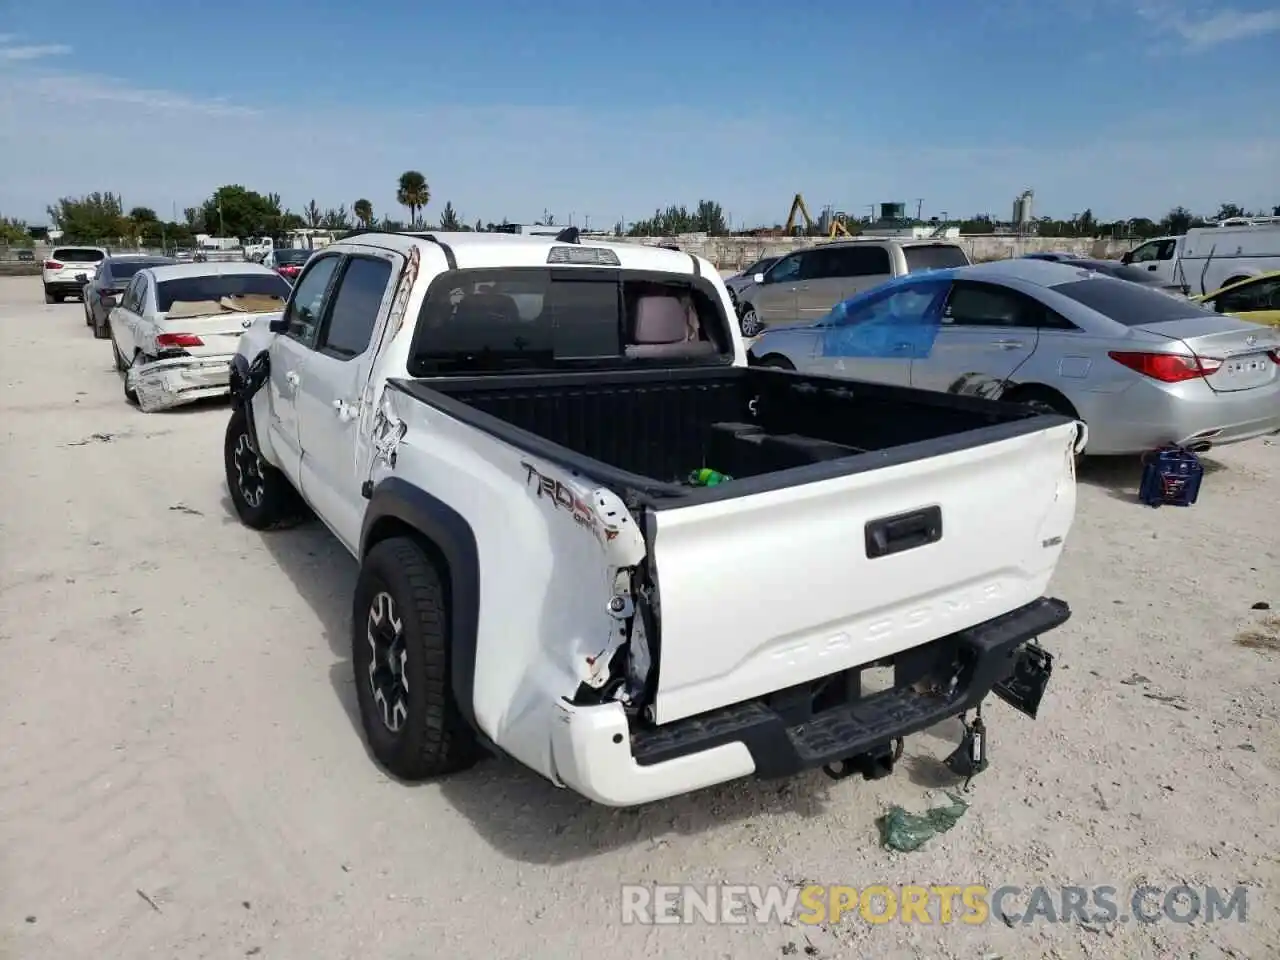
[359,476,482,734]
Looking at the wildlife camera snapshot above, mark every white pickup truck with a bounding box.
[1122,220,1280,296]
[223,228,1083,807]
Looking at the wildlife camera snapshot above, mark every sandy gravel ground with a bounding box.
[1,275,1277,960]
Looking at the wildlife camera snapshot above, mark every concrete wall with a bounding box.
[610,233,1141,271]
[1,234,1142,277]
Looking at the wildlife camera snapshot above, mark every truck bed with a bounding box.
[388,366,1066,503]
[387,364,1079,729]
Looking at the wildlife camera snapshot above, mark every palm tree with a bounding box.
[353,198,373,228]
[396,171,429,227]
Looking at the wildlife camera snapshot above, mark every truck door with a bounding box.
[266,253,342,484]
[1124,237,1179,283]
[909,280,1040,397]
[295,250,400,553]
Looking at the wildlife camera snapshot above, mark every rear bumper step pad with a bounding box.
[631,596,1070,779]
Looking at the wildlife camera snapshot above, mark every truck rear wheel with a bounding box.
[353,537,480,780]
[223,407,301,529]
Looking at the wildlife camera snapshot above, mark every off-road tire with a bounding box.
[223,407,302,530]
[353,537,480,781]
[93,316,110,340]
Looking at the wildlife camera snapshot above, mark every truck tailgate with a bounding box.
[647,421,1079,725]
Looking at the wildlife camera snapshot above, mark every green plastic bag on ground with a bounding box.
[876,792,969,852]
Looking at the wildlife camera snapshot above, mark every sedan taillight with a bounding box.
[1108,350,1220,383]
[45,260,63,270]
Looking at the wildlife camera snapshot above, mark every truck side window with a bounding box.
[317,256,393,359]
[285,255,341,345]
[1156,240,1176,260]
[1128,243,1158,263]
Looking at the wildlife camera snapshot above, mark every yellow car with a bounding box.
[1194,271,1280,326]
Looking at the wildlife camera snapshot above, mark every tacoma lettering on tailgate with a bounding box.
[769,581,1006,669]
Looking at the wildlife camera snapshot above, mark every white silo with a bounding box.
[1012,189,1034,226]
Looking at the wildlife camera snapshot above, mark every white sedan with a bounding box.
[108,262,293,412]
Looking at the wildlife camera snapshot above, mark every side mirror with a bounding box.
[753,272,766,284]
[1119,252,1132,265]
[269,314,290,334]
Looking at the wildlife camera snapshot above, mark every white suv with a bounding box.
[42,246,109,304]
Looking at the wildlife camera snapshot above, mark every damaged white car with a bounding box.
[108,262,292,412]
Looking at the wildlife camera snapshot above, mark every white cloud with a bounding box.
[0,43,71,61]
[0,65,1276,228]
[1137,4,1280,50]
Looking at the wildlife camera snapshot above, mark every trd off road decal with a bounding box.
[521,461,618,545]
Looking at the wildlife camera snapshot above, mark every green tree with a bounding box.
[438,201,462,230]
[1160,206,1194,235]
[396,171,429,227]
[0,215,29,245]
[474,218,484,232]
[353,198,374,227]
[46,192,129,242]
[200,185,282,238]
[321,205,350,230]
[303,199,322,229]
[1215,203,1245,220]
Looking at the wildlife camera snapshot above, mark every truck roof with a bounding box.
[338,230,711,275]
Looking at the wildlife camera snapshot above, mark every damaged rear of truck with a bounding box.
[226,232,1082,807]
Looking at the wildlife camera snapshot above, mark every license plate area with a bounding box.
[1212,352,1275,391]
[992,642,1053,718]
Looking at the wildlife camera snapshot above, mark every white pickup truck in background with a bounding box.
[1123,219,1280,295]
[223,228,1083,807]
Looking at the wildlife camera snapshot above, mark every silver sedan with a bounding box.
[747,259,1280,456]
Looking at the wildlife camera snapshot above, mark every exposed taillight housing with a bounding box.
[155,333,204,349]
[45,259,63,270]
[1269,349,1280,365]
[1108,350,1220,383]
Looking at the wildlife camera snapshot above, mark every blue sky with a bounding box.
[1,0,1278,230]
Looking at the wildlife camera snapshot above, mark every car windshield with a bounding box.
[274,250,310,265]
[109,260,170,282]
[1052,277,1218,326]
[53,248,105,263]
[156,273,292,313]
[903,245,969,272]
[743,257,778,275]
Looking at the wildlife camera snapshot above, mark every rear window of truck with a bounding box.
[52,248,105,263]
[904,244,969,272]
[407,267,733,375]
[1051,277,1217,326]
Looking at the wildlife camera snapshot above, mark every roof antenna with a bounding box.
[554,226,580,244]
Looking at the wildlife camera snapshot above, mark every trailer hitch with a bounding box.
[823,738,905,782]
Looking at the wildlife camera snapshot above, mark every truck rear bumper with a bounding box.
[549,597,1069,807]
